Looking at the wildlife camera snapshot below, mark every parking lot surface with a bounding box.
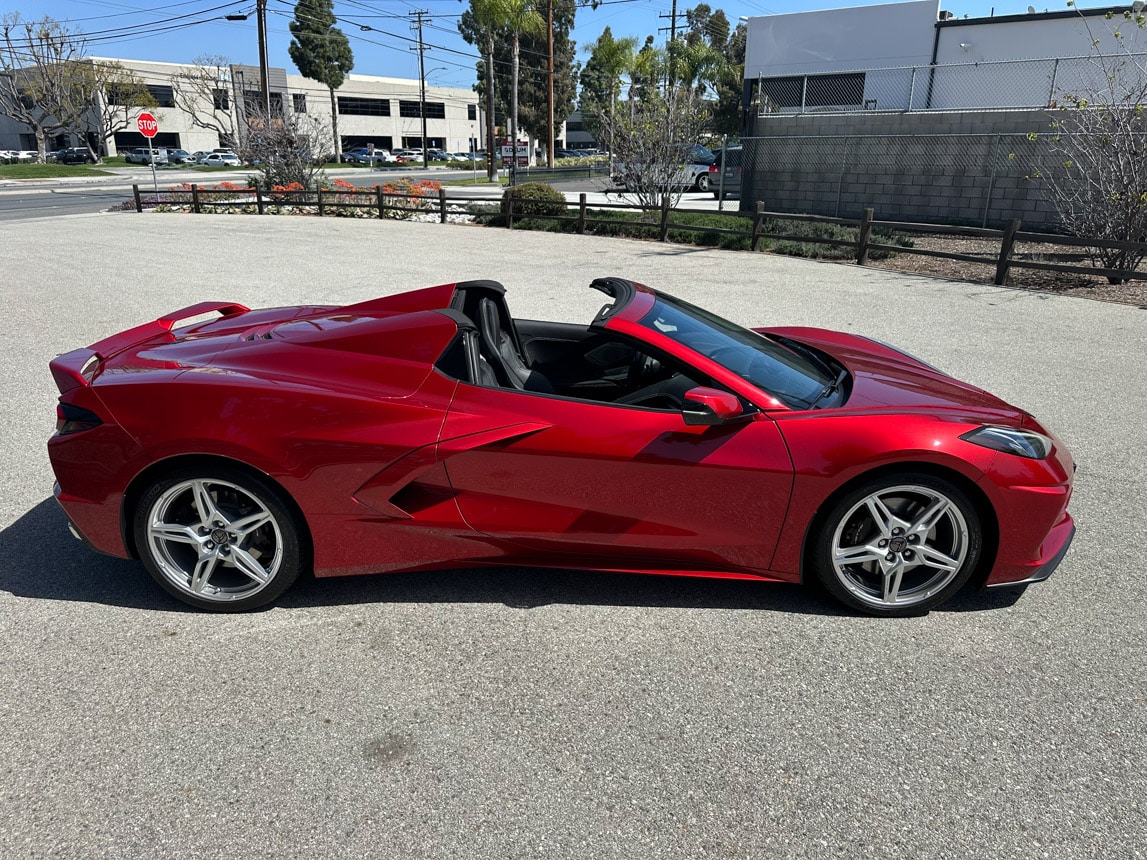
[2,213,1144,858]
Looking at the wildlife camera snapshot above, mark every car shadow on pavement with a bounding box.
[2,497,1025,616]
[0,497,174,611]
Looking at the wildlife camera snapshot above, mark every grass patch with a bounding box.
[0,163,113,179]
[470,204,914,259]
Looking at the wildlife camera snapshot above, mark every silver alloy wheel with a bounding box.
[830,483,970,609]
[145,478,284,603]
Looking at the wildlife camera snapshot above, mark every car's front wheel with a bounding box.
[133,467,305,611]
[810,474,981,616]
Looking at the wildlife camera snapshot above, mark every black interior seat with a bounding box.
[477,298,554,393]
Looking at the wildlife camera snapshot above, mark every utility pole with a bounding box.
[658,2,683,94]
[546,0,554,168]
[411,11,429,169]
[256,0,271,115]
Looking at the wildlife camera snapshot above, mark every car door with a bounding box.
[439,382,794,574]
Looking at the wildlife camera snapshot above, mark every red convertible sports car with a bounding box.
[48,278,1075,616]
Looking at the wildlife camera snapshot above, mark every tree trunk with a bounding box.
[485,34,496,182]
[329,87,341,164]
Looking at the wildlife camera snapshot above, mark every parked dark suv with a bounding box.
[709,145,742,200]
[57,147,96,165]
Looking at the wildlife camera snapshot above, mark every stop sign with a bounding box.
[137,112,158,138]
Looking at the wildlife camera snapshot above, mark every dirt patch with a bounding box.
[864,235,1147,306]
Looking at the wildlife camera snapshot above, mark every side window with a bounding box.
[434,333,470,381]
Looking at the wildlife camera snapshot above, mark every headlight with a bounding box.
[960,425,1053,459]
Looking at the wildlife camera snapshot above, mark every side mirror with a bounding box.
[681,387,743,426]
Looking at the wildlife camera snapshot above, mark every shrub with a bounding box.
[501,182,566,219]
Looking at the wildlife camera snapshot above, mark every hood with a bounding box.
[764,326,1025,424]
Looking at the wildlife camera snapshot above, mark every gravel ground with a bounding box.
[1,212,1145,859]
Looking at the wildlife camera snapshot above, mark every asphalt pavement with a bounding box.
[1,212,1144,858]
[0,164,728,220]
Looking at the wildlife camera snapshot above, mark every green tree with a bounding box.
[511,0,579,153]
[458,0,543,173]
[501,0,545,176]
[578,27,637,150]
[711,21,745,136]
[288,0,353,162]
[461,0,511,179]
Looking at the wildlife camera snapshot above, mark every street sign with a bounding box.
[498,143,530,167]
[137,112,158,138]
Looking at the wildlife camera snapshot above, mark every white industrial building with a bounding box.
[743,0,1147,114]
[0,57,483,157]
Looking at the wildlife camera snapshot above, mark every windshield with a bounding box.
[638,293,839,409]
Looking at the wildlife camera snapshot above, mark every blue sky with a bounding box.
[10,0,1071,89]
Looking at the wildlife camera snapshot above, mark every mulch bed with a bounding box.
[863,235,1147,306]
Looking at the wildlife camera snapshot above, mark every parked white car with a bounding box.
[611,144,717,193]
[16,150,40,163]
[124,147,168,165]
[201,151,241,167]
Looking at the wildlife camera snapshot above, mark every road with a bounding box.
[2,213,1143,859]
[0,166,731,220]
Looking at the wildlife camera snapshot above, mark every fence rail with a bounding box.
[131,184,1147,285]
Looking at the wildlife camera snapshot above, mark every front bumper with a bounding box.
[985,518,1075,589]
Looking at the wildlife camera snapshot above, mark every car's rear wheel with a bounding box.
[134,467,304,612]
[810,474,981,616]
[695,172,710,192]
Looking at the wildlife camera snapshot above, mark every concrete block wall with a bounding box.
[743,109,1060,229]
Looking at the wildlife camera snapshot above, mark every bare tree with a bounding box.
[0,14,83,159]
[600,87,711,210]
[172,55,237,147]
[54,60,155,160]
[236,101,328,190]
[1041,6,1147,282]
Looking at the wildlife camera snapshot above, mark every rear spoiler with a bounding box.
[49,302,249,394]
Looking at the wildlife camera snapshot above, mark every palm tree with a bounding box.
[584,28,637,151]
[677,41,725,97]
[467,0,503,181]
[502,0,545,181]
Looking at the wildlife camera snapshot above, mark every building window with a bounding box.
[212,89,230,111]
[293,93,307,113]
[565,120,583,132]
[399,100,445,119]
[146,85,176,108]
[467,104,476,121]
[338,97,390,116]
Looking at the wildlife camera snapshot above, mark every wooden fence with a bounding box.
[132,184,1147,286]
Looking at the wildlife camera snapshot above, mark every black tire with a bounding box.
[695,172,710,192]
[809,473,981,617]
[133,465,305,612]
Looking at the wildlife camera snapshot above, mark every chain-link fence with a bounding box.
[755,52,1147,115]
[739,131,1058,228]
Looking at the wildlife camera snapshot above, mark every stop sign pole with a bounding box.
[137,112,159,198]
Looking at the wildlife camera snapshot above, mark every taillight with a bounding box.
[56,402,103,435]
[709,164,718,173]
